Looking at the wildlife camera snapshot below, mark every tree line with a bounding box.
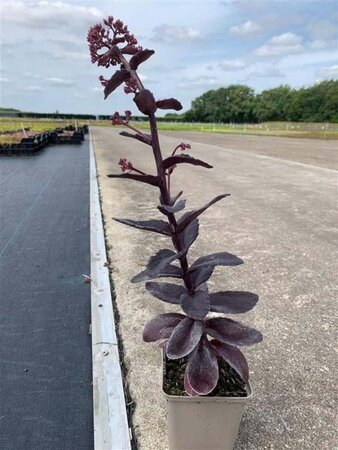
[182,80,338,123]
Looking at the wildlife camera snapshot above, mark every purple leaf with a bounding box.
[158,199,186,216]
[104,69,131,99]
[184,371,199,397]
[205,317,262,346]
[169,190,183,206]
[210,340,249,383]
[129,49,155,70]
[134,264,183,283]
[133,89,157,115]
[180,290,210,320]
[131,249,184,283]
[176,194,230,233]
[156,98,183,111]
[190,252,243,270]
[209,291,259,314]
[113,218,172,236]
[143,313,185,342]
[119,131,152,145]
[145,281,185,304]
[181,219,199,253]
[163,154,212,171]
[189,265,214,288]
[186,337,219,396]
[107,173,160,187]
[166,318,204,359]
[146,249,175,270]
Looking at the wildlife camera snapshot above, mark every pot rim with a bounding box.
[163,381,252,402]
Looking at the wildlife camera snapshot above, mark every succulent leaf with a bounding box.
[129,49,155,70]
[180,290,210,320]
[104,69,131,99]
[145,281,186,304]
[189,265,214,288]
[119,131,152,145]
[186,337,219,396]
[190,251,243,270]
[107,173,160,186]
[158,199,186,216]
[163,154,212,171]
[209,291,259,314]
[131,249,185,283]
[176,194,230,233]
[205,317,263,346]
[210,340,249,383]
[113,218,172,235]
[166,317,204,359]
[156,98,183,111]
[143,313,185,342]
[133,89,157,115]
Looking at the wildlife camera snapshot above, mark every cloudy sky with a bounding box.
[0,0,337,115]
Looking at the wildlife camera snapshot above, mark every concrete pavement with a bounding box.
[92,126,337,450]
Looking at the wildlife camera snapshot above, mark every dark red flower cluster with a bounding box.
[87,16,141,68]
[179,142,191,151]
[124,78,138,94]
[118,158,133,173]
[111,111,132,125]
[111,112,124,125]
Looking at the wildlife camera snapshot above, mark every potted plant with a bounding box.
[88,16,262,450]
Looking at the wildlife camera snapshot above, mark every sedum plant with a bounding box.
[88,16,262,396]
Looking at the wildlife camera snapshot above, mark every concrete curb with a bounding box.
[90,132,132,450]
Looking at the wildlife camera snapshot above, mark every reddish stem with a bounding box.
[148,113,193,291]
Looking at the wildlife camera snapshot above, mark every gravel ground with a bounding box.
[92,127,337,450]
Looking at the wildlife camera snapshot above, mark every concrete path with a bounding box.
[92,126,337,450]
[0,142,93,449]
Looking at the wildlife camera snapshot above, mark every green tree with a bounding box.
[254,85,294,122]
[185,85,255,123]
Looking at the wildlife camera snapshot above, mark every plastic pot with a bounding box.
[163,359,252,450]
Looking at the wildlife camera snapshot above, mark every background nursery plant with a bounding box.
[88,16,262,397]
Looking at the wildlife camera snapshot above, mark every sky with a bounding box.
[0,0,337,115]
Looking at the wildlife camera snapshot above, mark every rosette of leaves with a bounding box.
[88,16,262,396]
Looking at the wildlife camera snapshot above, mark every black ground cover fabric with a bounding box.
[0,141,93,449]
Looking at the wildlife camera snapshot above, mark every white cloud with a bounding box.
[317,65,338,80]
[53,51,89,61]
[179,75,220,89]
[306,20,337,41]
[138,74,149,82]
[229,20,261,35]
[0,76,11,83]
[92,86,102,93]
[255,32,304,56]
[247,66,285,79]
[24,72,40,78]
[1,1,103,30]
[152,24,202,43]
[219,60,246,70]
[45,77,75,87]
[26,85,42,92]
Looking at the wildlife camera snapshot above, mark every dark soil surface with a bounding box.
[163,356,247,397]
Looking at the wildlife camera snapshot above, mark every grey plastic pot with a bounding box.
[163,376,252,450]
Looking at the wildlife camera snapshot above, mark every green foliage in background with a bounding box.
[184,80,338,123]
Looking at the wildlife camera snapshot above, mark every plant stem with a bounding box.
[148,113,193,292]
